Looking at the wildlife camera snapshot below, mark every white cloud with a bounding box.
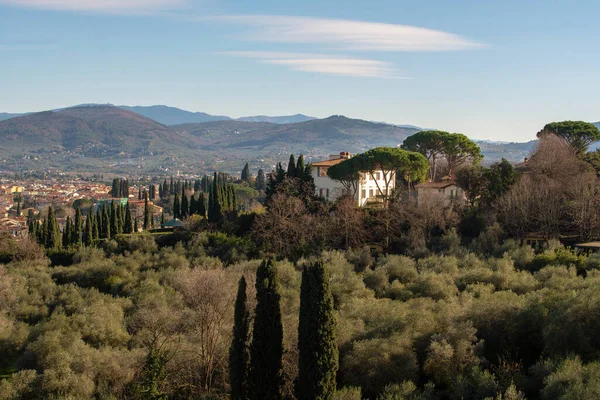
[0,0,184,12]
[214,15,483,51]
[219,51,406,79]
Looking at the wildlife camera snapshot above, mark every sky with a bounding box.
[0,0,599,141]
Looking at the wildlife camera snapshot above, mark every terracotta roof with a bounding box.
[311,158,347,167]
[415,181,457,189]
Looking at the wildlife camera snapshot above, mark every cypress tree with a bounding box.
[83,214,93,246]
[92,213,99,242]
[208,172,222,223]
[181,187,189,219]
[230,276,250,400]
[194,179,201,192]
[296,155,306,180]
[189,196,197,216]
[169,178,174,195]
[248,259,284,400]
[287,154,297,177]
[160,212,165,226]
[62,216,72,249]
[124,203,133,234]
[110,201,119,236]
[112,178,120,197]
[133,218,139,233]
[46,206,61,250]
[73,207,83,246]
[198,194,207,218]
[144,192,151,230]
[173,193,180,220]
[241,163,251,182]
[40,218,47,247]
[296,262,338,400]
[256,169,266,191]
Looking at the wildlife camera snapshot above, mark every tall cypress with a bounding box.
[173,193,180,220]
[46,206,61,250]
[144,192,151,230]
[133,218,139,233]
[124,203,133,234]
[248,259,284,400]
[208,172,222,223]
[181,187,189,219]
[110,201,119,236]
[230,276,250,400]
[198,194,207,218]
[256,169,266,191]
[296,262,338,400]
[83,214,93,247]
[287,154,297,177]
[241,163,251,182]
[62,216,72,249]
[73,207,83,246]
[296,155,306,180]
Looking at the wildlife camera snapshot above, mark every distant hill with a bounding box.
[0,104,551,174]
[172,115,420,155]
[118,106,315,125]
[0,104,194,157]
[236,114,315,124]
[119,105,232,125]
[0,112,25,122]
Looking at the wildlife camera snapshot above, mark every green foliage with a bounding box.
[539,120,600,155]
[249,259,284,400]
[230,276,250,400]
[297,262,338,400]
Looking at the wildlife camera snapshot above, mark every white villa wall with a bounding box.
[312,166,395,206]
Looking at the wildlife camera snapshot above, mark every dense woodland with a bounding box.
[2,122,600,399]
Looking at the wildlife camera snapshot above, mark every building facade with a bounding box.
[312,152,396,206]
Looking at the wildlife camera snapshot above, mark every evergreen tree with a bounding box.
[181,187,189,219]
[208,172,223,223]
[296,155,306,180]
[198,194,207,218]
[124,203,133,234]
[256,169,266,191]
[287,154,297,178]
[173,193,181,220]
[110,201,119,236]
[169,178,174,195]
[144,192,151,230]
[62,216,72,249]
[249,259,284,400]
[160,212,165,226]
[134,218,139,233]
[83,214,93,247]
[40,218,48,246]
[73,207,83,246]
[112,178,120,197]
[138,187,142,200]
[194,179,201,192]
[189,196,197,216]
[15,194,21,216]
[230,276,250,400]
[296,262,338,400]
[241,163,251,182]
[46,206,61,250]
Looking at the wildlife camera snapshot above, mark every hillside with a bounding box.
[0,105,195,157]
[119,105,232,125]
[0,112,25,122]
[172,115,419,155]
[236,114,315,124]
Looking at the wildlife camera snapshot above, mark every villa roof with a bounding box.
[311,158,347,167]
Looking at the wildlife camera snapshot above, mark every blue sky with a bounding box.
[1,0,598,141]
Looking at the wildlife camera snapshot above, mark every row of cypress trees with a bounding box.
[229,259,337,400]
[28,199,153,250]
[208,172,238,223]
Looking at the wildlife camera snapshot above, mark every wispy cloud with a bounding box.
[213,15,483,51]
[219,51,406,79]
[0,0,185,12]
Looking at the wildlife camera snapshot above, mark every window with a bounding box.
[369,189,374,198]
[361,189,366,199]
[320,188,327,197]
[376,172,381,180]
[326,189,330,198]
[319,167,328,177]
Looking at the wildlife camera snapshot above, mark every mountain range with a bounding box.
[0,105,316,125]
[0,103,595,174]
